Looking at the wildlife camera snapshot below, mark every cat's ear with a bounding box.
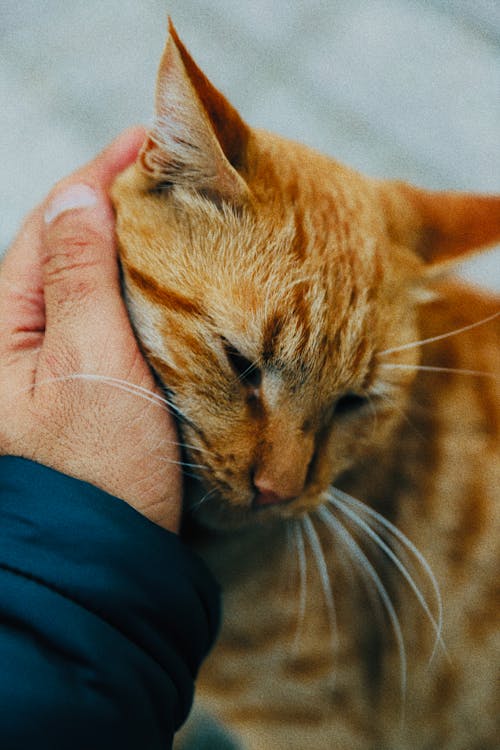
[138,20,250,205]
[381,182,500,267]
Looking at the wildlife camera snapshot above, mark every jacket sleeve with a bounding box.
[0,456,221,750]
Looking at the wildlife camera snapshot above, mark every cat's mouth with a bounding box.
[252,490,297,509]
[184,475,326,531]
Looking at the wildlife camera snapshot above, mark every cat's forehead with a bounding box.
[126,212,379,385]
[114,130,407,373]
[116,148,393,325]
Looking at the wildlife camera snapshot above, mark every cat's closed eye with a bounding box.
[223,340,262,389]
[333,392,370,417]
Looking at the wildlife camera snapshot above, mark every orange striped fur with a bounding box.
[111,22,500,750]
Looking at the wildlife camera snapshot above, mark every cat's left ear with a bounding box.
[381,181,500,267]
[138,20,250,205]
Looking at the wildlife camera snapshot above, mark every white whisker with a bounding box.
[19,373,214,474]
[292,520,308,652]
[238,361,260,382]
[380,363,497,379]
[328,490,444,661]
[230,359,260,389]
[173,441,215,458]
[378,391,423,438]
[24,372,187,416]
[156,455,208,471]
[378,311,499,357]
[317,506,407,712]
[317,505,386,628]
[331,486,446,664]
[189,486,218,512]
[302,515,337,651]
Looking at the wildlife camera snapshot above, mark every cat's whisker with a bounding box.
[156,455,208,471]
[378,311,499,357]
[18,374,216,465]
[318,505,387,631]
[172,441,215,458]
[302,515,337,652]
[380,363,497,379]
[183,472,206,481]
[189,486,218,512]
[317,506,407,712]
[231,360,260,388]
[327,491,444,661]
[292,520,308,652]
[25,372,187,415]
[83,374,183,413]
[330,487,446,664]
[151,430,214,458]
[132,434,208,478]
[22,374,211,479]
[377,391,424,438]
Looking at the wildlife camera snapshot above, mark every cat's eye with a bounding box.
[150,181,173,195]
[224,342,262,389]
[333,392,369,417]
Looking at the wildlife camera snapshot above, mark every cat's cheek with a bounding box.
[312,414,395,489]
[122,288,171,364]
[180,426,254,500]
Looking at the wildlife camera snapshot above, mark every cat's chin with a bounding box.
[188,504,286,532]
[184,478,328,532]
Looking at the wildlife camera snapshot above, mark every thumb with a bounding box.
[42,183,121,332]
[41,129,144,357]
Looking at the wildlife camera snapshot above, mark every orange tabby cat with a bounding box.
[111,22,499,750]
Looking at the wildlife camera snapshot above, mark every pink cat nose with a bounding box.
[252,479,296,508]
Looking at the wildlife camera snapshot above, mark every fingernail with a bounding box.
[44,184,98,224]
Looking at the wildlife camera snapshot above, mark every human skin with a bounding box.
[0,128,182,533]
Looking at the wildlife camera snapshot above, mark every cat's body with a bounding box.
[112,23,500,750]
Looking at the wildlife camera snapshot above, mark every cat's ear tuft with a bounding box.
[139,20,250,205]
[381,182,500,267]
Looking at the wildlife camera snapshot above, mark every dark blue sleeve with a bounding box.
[0,456,220,750]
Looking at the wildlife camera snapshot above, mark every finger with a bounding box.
[0,207,45,354]
[40,128,145,358]
[1,205,43,285]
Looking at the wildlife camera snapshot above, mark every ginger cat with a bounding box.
[111,22,500,750]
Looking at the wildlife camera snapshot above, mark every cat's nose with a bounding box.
[252,477,298,508]
[251,430,314,508]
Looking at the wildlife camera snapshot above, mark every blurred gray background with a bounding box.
[1,0,499,287]
[0,2,498,747]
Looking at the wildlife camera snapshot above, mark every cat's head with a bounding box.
[112,22,500,530]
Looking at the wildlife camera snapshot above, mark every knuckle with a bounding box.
[44,263,98,305]
[47,221,107,257]
[44,256,98,302]
[43,225,108,303]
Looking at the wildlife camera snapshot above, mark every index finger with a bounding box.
[0,207,45,353]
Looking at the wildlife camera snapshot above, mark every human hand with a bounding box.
[0,129,182,532]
